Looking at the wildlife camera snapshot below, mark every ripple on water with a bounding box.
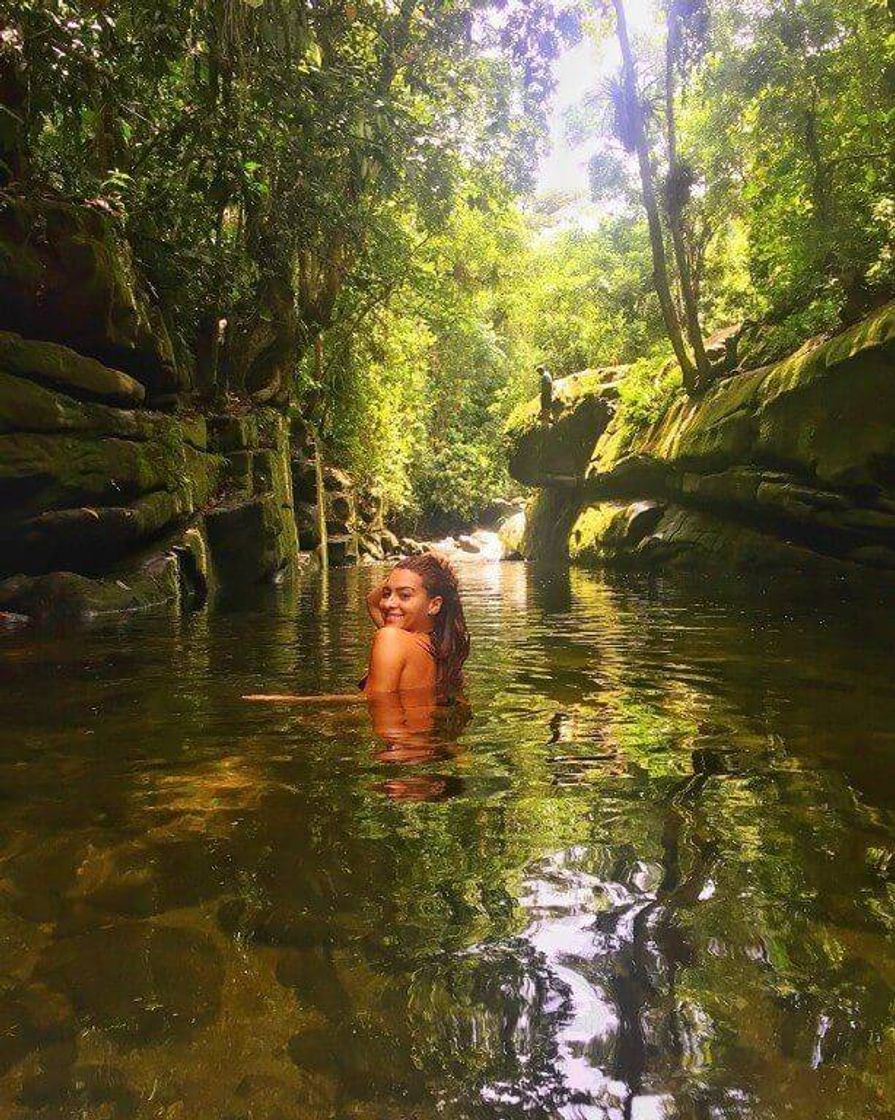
[1,563,894,1117]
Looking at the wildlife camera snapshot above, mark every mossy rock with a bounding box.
[0,198,182,397]
[0,370,168,440]
[208,413,258,452]
[533,304,895,575]
[184,443,225,509]
[224,450,255,496]
[0,421,223,573]
[521,488,584,561]
[0,556,181,621]
[569,501,664,564]
[0,432,175,517]
[36,923,222,1044]
[506,368,622,487]
[498,510,527,559]
[255,407,290,449]
[204,494,298,585]
[0,491,184,576]
[0,331,144,406]
[589,301,895,490]
[756,350,895,487]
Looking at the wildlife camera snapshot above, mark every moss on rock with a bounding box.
[506,367,623,487]
[0,199,182,397]
[516,302,895,575]
[0,331,145,406]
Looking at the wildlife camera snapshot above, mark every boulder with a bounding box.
[328,492,352,526]
[522,301,895,573]
[356,488,384,527]
[0,331,145,406]
[204,495,295,586]
[326,534,357,567]
[0,555,181,622]
[359,535,385,561]
[570,500,666,564]
[479,497,517,527]
[36,923,222,1045]
[0,198,181,398]
[291,455,317,502]
[703,322,742,373]
[0,431,178,517]
[295,501,319,550]
[0,491,182,576]
[506,366,622,487]
[498,510,526,559]
[322,465,353,494]
[380,528,400,554]
[208,413,258,453]
[0,421,223,575]
[0,370,183,442]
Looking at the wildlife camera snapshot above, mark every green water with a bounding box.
[1,562,894,1120]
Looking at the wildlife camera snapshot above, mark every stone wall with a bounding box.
[204,411,300,588]
[507,302,895,577]
[0,200,304,622]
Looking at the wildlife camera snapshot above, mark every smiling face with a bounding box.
[380,568,442,633]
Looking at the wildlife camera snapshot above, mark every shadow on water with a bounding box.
[0,561,894,1117]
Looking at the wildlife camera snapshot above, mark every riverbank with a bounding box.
[506,302,895,577]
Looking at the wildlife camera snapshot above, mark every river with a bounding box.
[1,561,893,1119]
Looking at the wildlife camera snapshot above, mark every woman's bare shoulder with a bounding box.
[371,626,416,654]
[373,625,411,644]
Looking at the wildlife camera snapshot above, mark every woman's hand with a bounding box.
[365,581,386,628]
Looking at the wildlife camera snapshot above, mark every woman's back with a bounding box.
[363,627,435,694]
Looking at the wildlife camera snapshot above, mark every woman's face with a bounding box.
[380,569,442,633]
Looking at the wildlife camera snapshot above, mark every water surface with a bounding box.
[1,562,894,1119]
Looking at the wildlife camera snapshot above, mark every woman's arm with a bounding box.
[363,626,408,694]
[365,582,386,628]
[242,693,365,703]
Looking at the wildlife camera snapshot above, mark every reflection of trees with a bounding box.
[2,565,895,1116]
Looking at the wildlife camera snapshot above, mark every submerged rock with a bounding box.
[36,923,223,1045]
[0,560,181,622]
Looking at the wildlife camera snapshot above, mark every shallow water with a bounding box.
[1,561,894,1119]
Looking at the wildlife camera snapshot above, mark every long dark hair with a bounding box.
[394,552,470,696]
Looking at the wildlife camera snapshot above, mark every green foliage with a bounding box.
[4,0,893,523]
[322,193,531,522]
[616,347,683,433]
[681,0,895,325]
[4,0,578,379]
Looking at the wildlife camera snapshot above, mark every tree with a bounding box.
[608,0,702,393]
[3,0,578,406]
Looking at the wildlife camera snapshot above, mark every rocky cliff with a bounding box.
[0,199,301,622]
[506,302,895,577]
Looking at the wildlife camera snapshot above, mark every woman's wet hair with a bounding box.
[393,551,470,697]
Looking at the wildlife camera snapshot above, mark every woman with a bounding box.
[243,551,469,702]
[362,552,470,698]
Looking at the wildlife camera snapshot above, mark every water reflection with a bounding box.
[0,563,894,1117]
[367,690,472,801]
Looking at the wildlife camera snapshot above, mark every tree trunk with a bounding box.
[664,11,711,390]
[612,0,698,394]
[313,336,329,571]
[0,41,28,185]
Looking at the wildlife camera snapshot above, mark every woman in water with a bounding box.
[361,552,470,697]
[243,551,469,701]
